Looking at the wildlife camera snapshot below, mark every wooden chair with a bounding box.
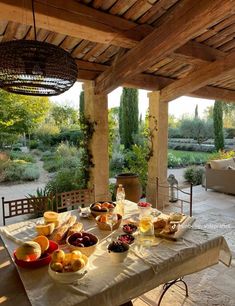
[2,196,51,226]
[55,188,94,212]
[156,177,193,216]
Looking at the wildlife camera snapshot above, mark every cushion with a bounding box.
[210,158,235,170]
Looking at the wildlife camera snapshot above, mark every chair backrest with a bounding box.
[156,177,193,216]
[2,196,51,226]
[55,188,94,212]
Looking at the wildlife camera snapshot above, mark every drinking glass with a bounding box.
[106,213,118,242]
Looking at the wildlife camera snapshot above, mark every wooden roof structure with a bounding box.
[0,0,235,102]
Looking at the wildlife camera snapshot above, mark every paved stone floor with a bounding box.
[133,186,235,306]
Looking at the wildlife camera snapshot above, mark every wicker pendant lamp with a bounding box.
[0,0,78,96]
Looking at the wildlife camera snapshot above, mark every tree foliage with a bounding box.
[0,90,50,135]
[79,91,85,116]
[51,105,79,127]
[119,88,139,149]
[180,118,214,145]
[213,100,224,151]
[108,107,119,158]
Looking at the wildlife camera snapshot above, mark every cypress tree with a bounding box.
[213,100,224,151]
[119,92,124,144]
[119,88,139,149]
[79,91,85,116]
[195,104,198,119]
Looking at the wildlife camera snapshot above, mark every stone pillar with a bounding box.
[83,81,110,201]
[146,91,168,209]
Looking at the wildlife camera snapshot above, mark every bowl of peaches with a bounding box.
[95,213,122,231]
[90,201,116,218]
[48,249,88,284]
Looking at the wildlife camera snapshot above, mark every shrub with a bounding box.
[184,166,204,185]
[209,150,235,161]
[10,151,36,163]
[109,183,116,201]
[45,168,85,195]
[110,151,125,176]
[56,143,79,157]
[21,165,40,181]
[124,145,148,194]
[28,140,40,149]
[168,153,182,168]
[4,160,27,181]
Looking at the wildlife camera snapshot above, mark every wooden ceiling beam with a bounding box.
[0,0,232,70]
[0,0,149,48]
[76,60,235,102]
[191,86,235,103]
[160,51,235,102]
[95,0,234,95]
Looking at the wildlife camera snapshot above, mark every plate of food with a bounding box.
[14,236,58,268]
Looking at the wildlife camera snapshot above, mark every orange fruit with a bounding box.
[33,236,50,253]
[100,215,107,223]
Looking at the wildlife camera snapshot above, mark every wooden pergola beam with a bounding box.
[76,60,235,103]
[160,51,235,102]
[95,0,234,95]
[191,86,235,103]
[0,0,232,73]
[0,0,149,48]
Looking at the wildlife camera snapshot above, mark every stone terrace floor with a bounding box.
[0,186,235,306]
[134,186,235,306]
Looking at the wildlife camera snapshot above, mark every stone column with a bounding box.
[146,91,168,209]
[83,81,110,201]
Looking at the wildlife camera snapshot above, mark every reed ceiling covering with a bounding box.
[0,0,234,101]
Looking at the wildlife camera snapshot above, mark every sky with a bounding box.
[51,82,214,119]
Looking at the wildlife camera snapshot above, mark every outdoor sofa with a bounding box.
[205,157,235,195]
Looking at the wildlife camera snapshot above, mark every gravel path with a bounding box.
[0,158,50,201]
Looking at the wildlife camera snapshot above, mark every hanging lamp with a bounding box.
[0,0,78,96]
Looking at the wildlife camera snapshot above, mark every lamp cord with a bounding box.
[32,0,37,40]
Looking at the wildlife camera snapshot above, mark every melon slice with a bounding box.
[33,236,50,253]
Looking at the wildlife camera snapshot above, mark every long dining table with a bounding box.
[0,200,232,306]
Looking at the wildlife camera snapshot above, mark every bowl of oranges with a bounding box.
[90,201,116,217]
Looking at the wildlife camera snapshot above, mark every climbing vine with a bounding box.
[79,114,97,187]
[145,114,158,161]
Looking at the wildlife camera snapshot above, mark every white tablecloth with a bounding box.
[0,201,232,306]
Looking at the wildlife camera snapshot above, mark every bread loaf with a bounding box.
[53,215,77,242]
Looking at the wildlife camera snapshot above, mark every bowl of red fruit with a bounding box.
[108,241,129,263]
[90,201,116,217]
[137,202,152,217]
[122,223,137,234]
[118,234,135,245]
[66,232,99,257]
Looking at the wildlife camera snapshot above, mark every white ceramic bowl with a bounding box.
[66,232,99,257]
[108,243,129,264]
[48,256,88,284]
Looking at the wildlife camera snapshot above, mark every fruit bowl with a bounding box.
[122,223,137,234]
[13,240,58,269]
[118,234,135,245]
[66,232,99,257]
[90,201,116,217]
[108,241,129,263]
[137,202,152,217]
[95,214,122,231]
[48,255,88,284]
